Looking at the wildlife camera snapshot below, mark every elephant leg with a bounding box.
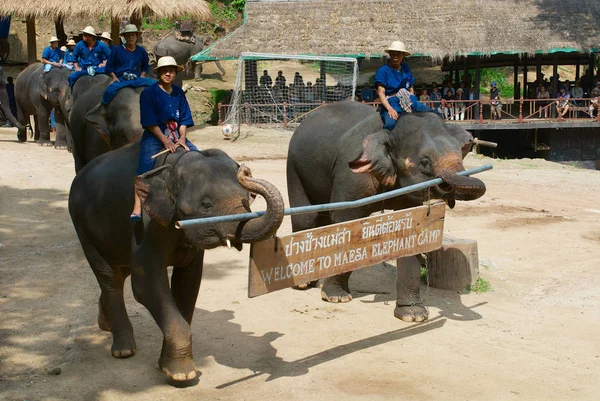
[54,111,68,150]
[74,225,136,357]
[171,250,204,325]
[194,63,202,81]
[131,250,198,382]
[33,113,50,145]
[394,255,428,323]
[16,102,27,142]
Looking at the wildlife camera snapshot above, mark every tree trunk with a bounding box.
[54,15,67,46]
[26,16,36,65]
[426,235,479,291]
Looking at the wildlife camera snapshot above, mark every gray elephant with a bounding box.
[69,145,284,382]
[153,34,225,81]
[15,63,71,148]
[69,80,144,172]
[0,66,23,130]
[287,102,486,322]
[71,74,110,103]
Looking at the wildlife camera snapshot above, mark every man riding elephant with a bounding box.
[68,26,111,88]
[101,24,155,107]
[41,36,63,73]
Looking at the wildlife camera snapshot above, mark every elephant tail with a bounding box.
[215,60,226,76]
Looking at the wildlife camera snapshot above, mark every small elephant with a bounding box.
[69,145,284,382]
[287,102,486,321]
[0,66,22,130]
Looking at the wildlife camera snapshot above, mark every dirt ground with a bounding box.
[1,125,599,401]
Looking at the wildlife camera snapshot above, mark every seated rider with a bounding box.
[99,32,115,52]
[102,24,155,105]
[68,26,111,88]
[130,56,198,221]
[375,41,440,130]
[41,36,63,73]
[62,39,77,70]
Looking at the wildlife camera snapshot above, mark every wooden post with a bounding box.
[111,17,121,47]
[552,55,558,98]
[576,59,581,81]
[283,103,288,127]
[26,15,37,65]
[54,14,67,46]
[519,97,523,123]
[320,61,327,100]
[217,102,222,125]
[475,57,481,122]
[427,235,479,291]
[523,54,528,98]
[513,58,519,99]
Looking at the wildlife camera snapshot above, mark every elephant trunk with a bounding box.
[439,172,486,201]
[0,89,24,130]
[236,166,284,242]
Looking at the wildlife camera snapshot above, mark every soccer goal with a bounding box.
[222,52,359,140]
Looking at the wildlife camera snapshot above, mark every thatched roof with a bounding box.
[206,0,600,60]
[0,0,210,18]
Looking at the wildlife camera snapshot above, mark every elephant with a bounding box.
[69,144,285,382]
[69,80,144,172]
[15,63,71,148]
[71,74,110,103]
[286,101,486,322]
[0,66,23,130]
[153,33,225,81]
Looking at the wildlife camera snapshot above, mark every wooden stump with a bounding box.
[426,235,479,291]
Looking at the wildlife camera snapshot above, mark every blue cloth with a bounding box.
[50,109,55,128]
[0,16,11,38]
[380,93,441,130]
[42,46,63,63]
[361,87,374,101]
[71,40,111,69]
[101,77,155,104]
[68,67,107,88]
[374,62,415,96]
[137,82,196,175]
[63,49,76,64]
[105,45,150,79]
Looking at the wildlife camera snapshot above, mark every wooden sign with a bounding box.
[248,202,445,297]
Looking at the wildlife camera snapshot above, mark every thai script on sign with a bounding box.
[284,227,351,256]
[361,214,413,239]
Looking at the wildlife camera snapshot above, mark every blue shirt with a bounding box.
[140,82,194,138]
[105,45,150,79]
[72,40,111,68]
[374,62,415,95]
[63,49,76,63]
[42,46,63,63]
[361,87,374,101]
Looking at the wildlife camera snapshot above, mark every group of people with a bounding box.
[534,77,600,120]
[40,25,197,221]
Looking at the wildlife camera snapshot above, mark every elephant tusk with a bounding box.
[226,239,232,249]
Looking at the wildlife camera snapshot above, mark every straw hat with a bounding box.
[60,46,67,52]
[66,39,76,46]
[120,24,139,35]
[384,41,411,55]
[99,32,112,41]
[49,36,59,43]
[81,26,96,36]
[153,56,184,72]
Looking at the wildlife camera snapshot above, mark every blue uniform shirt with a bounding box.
[42,46,63,63]
[72,40,111,68]
[63,49,76,64]
[106,45,150,79]
[374,62,415,95]
[140,82,194,137]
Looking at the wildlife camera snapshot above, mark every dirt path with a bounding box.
[0,127,599,401]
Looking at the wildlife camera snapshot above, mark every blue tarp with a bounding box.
[0,16,11,38]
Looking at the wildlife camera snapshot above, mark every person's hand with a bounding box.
[99,61,107,68]
[387,108,398,120]
[75,66,81,71]
[164,140,178,153]
[109,77,119,85]
[175,139,190,151]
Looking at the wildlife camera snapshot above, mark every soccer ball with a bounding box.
[222,124,233,138]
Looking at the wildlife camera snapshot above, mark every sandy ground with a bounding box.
[1,125,600,401]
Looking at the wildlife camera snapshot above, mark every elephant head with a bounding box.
[348,112,486,208]
[134,149,284,248]
[0,66,23,129]
[39,68,73,122]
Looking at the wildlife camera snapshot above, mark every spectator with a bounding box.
[360,83,374,102]
[62,39,77,70]
[442,81,455,119]
[99,32,115,51]
[490,82,502,120]
[259,70,272,88]
[555,84,570,121]
[454,87,466,120]
[293,72,304,87]
[419,88,430,107]
[536,85,550,118]
[274,70,286,86]
[41,36,63,73]
[571,80,584,105]
[579,68,593,95]
[305,82,316,102]
[430,86,442,114]
[469,81,480,118]
[6,76,16,125]
[314,78,325,101]
[588,88,599,119]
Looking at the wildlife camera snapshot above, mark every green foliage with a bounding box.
[142,17,177,31]
[467,277,492,294]
[472,67,515,98]
[209,0,245,26]
[420,266,427,284]
[208,89,232,124]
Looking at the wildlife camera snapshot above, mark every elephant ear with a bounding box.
[85,102,111,144]
[134,165,176,228]
[444,124,473,158]
[39,74,49,100]
[348,129,397,187]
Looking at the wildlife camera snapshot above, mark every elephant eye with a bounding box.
[419,157,433,172]
[200,198,212,209]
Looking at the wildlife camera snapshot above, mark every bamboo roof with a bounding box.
[0,0,210,18]
[206,0,600,60]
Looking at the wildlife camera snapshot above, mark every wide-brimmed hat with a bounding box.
[66,39,76,46]
[456,87,464,92]
[384,41,411,55]
[120,24,139,35]
[60,46,67,52]
[49,36,59,43]
[153,56,184,72]
[99,32,112,41]
[81,26,96,36]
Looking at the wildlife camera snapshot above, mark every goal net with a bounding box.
[223,52,359,139]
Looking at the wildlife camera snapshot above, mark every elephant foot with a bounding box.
[320,276,352,303]
[17,131,27,142]
[38,138,53,147]
[158,353,199,382]
[194,77,202,82]
[394,303,429,323]
[111,332,137,358]
[293,280,319,290]
[55,143,68,150]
